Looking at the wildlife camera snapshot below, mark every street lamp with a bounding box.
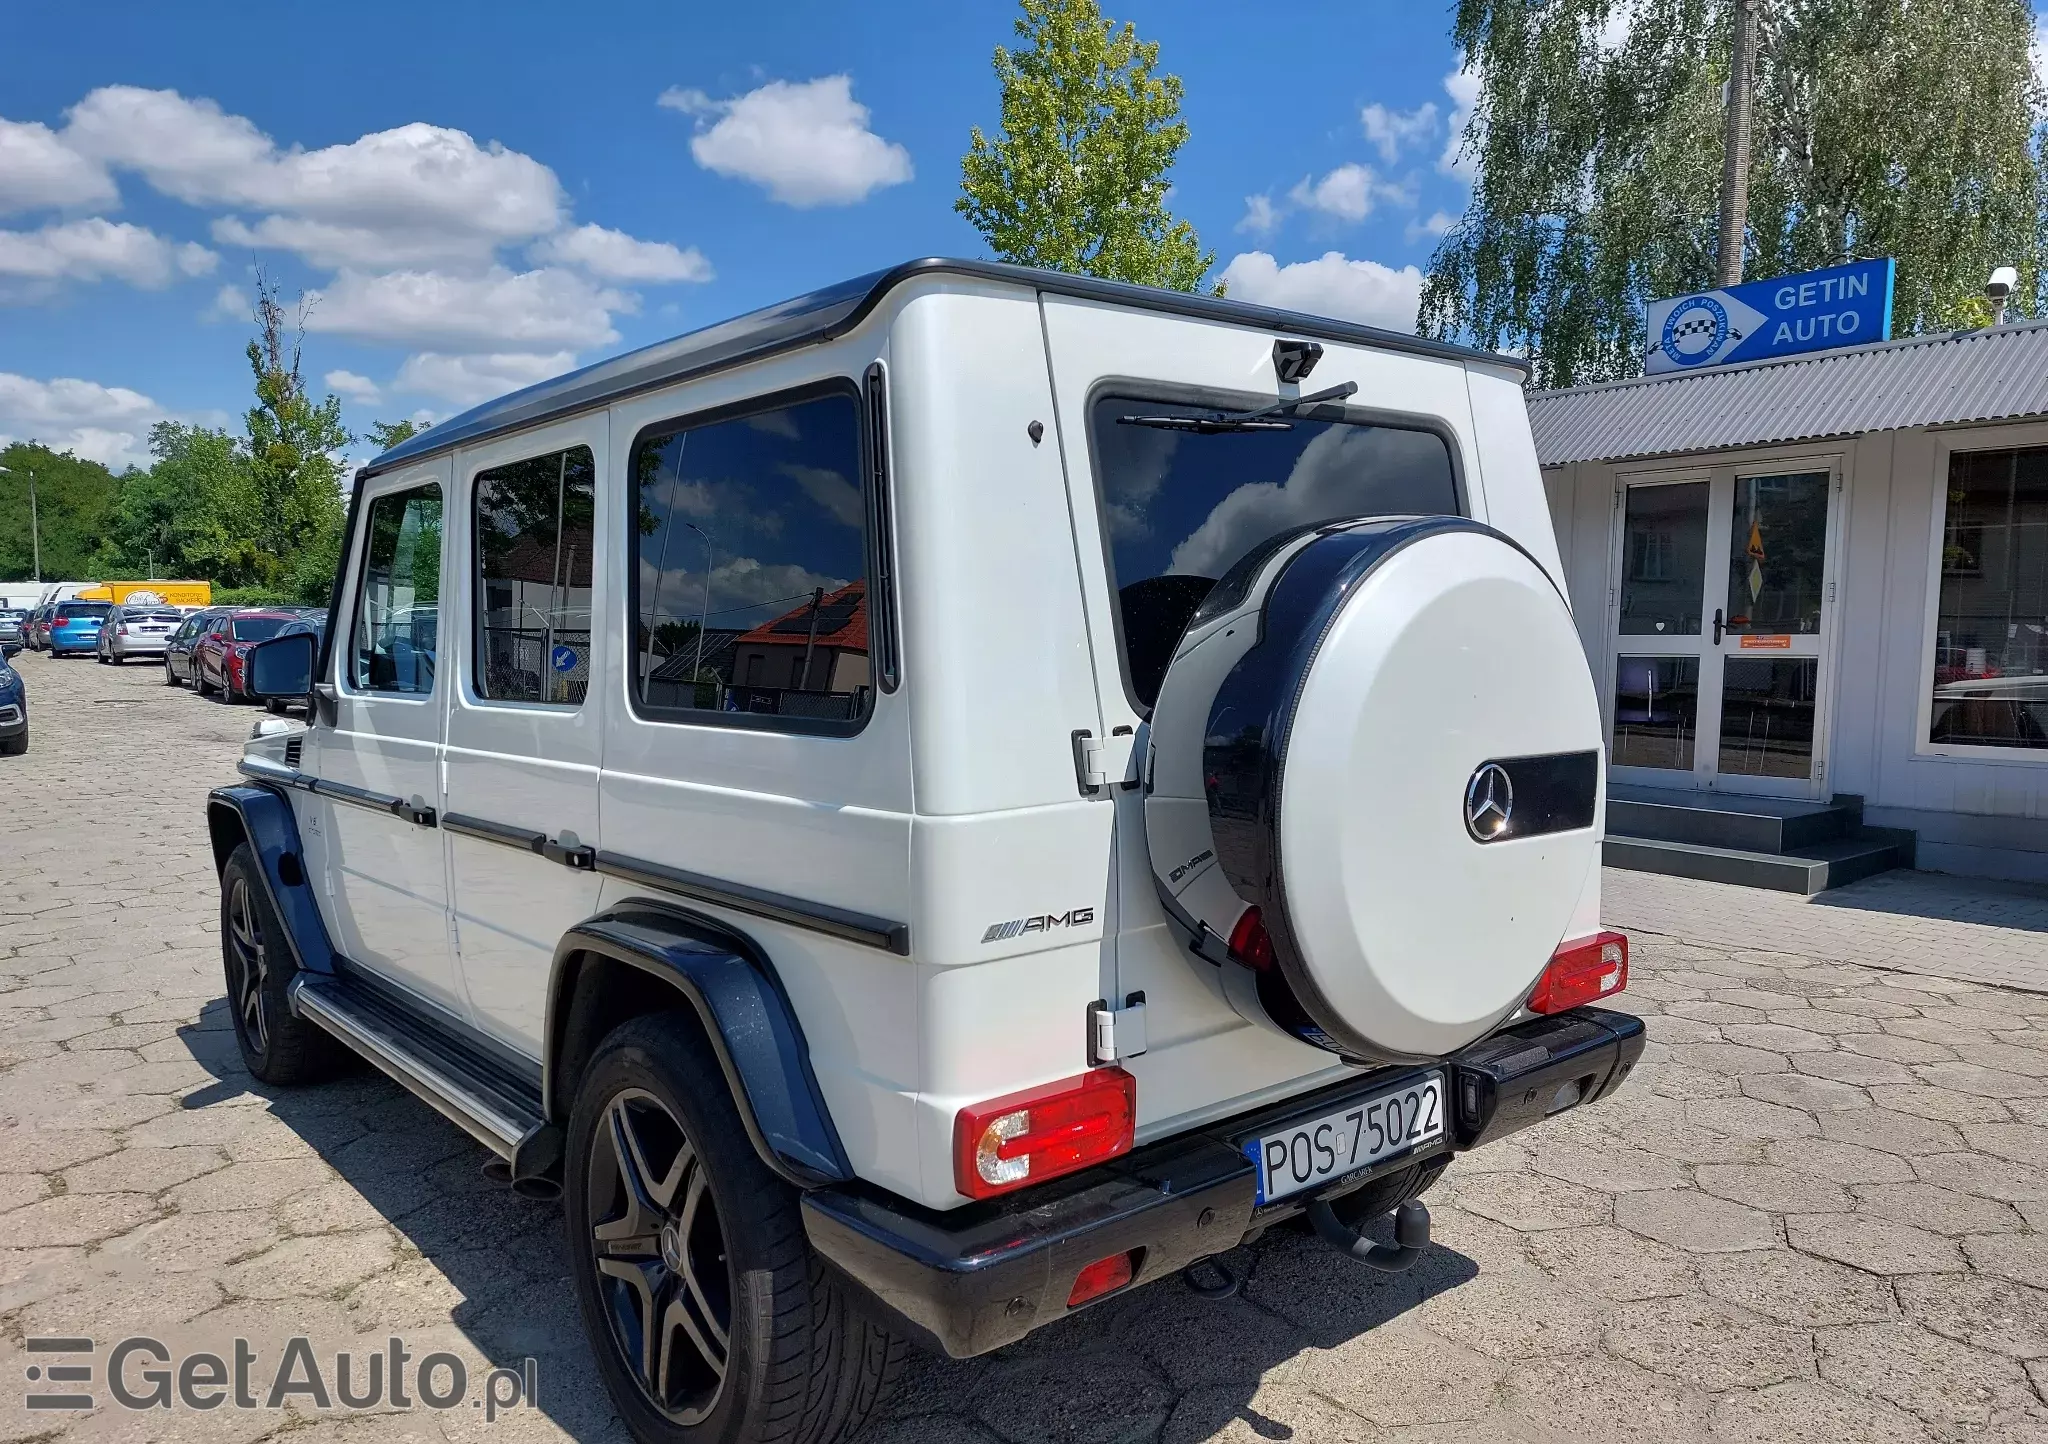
[0,462,40,582]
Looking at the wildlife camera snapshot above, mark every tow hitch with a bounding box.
[1304,1197,1431,1272]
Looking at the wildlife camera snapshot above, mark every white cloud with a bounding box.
[66,88,564,268]
[0,218,215,289]
[1289,164,1387,224]
[780,464,863,528]
[324,369,382,405]
[204,283,248,322]
[1406,209,1458,244]
[1217,251,1424,331]
[393,350,578,406]
[0,372,165,469]
[306,267,626,352]
[1360,102,1439,164]
[531,222,712,283]
[1440,62,1483,181]
[1237,193,1280,236]
[0,117,117,215]
[1594,2,1636,54]
[663,76,912,207]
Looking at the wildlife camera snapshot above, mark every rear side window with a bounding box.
[629,387,872,732]
[1089,393,1460,709]
[474,445,596,706]
[349,483,443,695]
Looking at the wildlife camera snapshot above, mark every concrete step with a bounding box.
[1607,787,1858,853]
[1602,830,1912,895]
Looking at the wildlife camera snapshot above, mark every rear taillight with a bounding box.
[117,625,129,635]
[1066,1250,1139,1308]
[1528,931,1628,1014]
[1228,906,1276,971]
[953,1068,1135,1200]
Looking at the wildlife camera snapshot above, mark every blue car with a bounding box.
[0,653,24,754]
[47,600,112,656]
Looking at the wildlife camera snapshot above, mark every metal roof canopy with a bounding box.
[362,257,1524,481]
[1528,318,2048,468]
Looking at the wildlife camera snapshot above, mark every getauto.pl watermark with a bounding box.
[22,1335,538,1421]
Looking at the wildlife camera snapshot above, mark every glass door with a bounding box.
[1609,466,1839,799]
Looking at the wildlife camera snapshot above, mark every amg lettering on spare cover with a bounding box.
[981,907,1096,943]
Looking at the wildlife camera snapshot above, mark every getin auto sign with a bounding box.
[1645,258,1894,374]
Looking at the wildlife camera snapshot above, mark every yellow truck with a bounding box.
[75,580,213,607]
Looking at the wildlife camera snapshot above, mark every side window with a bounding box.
[1088,392,1461,710]
[630,388,871,731]
[473,445,595,705]
[348,483,443,695]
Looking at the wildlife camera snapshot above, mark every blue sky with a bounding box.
[0,1,1484,471]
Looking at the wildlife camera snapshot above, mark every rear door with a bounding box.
[1038,297,1485,1129]
[319,459,463,1014]
[443,419,607,1055]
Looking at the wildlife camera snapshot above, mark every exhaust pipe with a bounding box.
[1304,1197,1431,1272]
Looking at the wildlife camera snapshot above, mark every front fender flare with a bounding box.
[205,784,336,976]
[545,901,852,1189]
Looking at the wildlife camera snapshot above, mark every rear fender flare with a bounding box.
[204,784,337,976]
[544,901,852,1189]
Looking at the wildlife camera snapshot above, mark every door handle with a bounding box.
[1712,608,1724,645]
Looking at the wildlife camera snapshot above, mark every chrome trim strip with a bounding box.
[595,851,911,956]
[440,812,546,854]
[289,977,527,1158]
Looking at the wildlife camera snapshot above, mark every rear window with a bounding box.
[230,617,290,642]
[1089,392,1461,709]
[57,602,111,619]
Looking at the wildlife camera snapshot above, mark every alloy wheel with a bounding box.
[224,875,269,1053]
[588,1088,732,1425]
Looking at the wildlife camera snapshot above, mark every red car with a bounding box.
[192,610,301,702]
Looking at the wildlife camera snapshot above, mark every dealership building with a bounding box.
[1529,317,2048,888]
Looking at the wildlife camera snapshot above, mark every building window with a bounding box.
[474,445,595,706]
[629,386,872,731]
[1929,446,2048,748]
[349,483,442,696]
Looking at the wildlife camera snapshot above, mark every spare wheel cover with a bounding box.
[1147,516,1604,1061]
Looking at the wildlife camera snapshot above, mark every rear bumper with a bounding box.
[49,633,99,653]
[805,1006,1644,1358]
[113,637,171,655]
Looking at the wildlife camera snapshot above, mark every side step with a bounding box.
[289,974,545,1162]
[1602,831,1911,896]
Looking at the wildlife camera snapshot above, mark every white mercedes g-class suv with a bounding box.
[211,259,1643,1444]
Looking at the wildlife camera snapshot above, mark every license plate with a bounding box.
[1247,1072,1446,1204]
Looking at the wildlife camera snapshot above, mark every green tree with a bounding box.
[243,273,351,592]
[1420,0,2048,388]
[0,443,122,582]
[958,0,1214,291]
[366,418,422,453]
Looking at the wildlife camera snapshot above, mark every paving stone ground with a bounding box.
[2,647,2047,1443]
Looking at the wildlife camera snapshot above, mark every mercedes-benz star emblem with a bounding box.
[1464,763,1515,842]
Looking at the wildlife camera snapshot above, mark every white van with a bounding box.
[210,258,1642,1444]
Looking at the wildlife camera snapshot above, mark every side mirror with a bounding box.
[246,631,316,699]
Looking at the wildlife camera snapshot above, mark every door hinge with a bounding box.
[1826,580,1836,604]
[1072,729,1107,795]
[1087,992,1148,1065]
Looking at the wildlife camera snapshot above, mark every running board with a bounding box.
[289,974,544,1161]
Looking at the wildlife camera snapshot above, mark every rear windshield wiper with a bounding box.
[1117,381,1359,434]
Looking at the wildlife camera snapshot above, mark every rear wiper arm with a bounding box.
[1117,381,1359,433]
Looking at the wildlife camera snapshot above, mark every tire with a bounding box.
[195,668,212,696]
[266,698,286,715]
[0,728,24,756]
[165,661,180,687]
[564,1014,905,1444]
[219,844,350,1085]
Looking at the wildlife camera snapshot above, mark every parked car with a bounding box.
[0,609,23,656]
[213,259,1640,1444]
[263,616,326,714]
[163,608,221,687]
[0,652,24,754]
[96,604,185,664]
[45,600,112,656]
[24,604,51,650]
[193,609,300,701]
